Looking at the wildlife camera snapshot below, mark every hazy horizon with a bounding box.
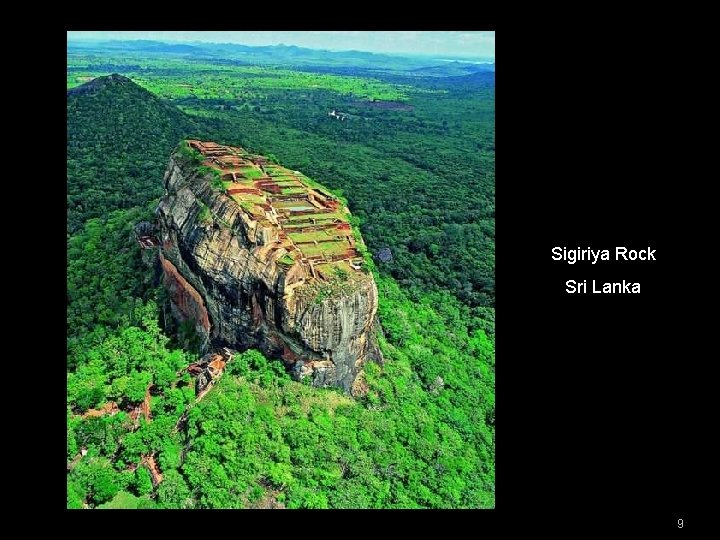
[67,31,495,60]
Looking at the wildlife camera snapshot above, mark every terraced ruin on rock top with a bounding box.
[187,139,364,282]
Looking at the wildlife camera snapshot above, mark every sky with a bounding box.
[67,31,495,59]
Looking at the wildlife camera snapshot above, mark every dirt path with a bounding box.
[143,385,153,422]
[70,350,233,488]
[174,348,234,433]
[144,454,163,486]
[81,402,119,419]
[67,449,86,471]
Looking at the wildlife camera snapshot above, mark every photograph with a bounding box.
[66,30,495,509]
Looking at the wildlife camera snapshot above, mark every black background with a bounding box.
[501,16,708,533]
[19,7,707,530]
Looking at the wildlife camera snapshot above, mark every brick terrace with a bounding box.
[187,140,364,281]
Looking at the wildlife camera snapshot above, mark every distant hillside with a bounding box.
[68,39,204,54]
[67,74,204,234]
[67,40,446,72]
[409,61,495,77]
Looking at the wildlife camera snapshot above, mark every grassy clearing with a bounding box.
[286,212,345,223]
[274,201,315,209]
[197,201,212,224]
[231,194,266,207]
[315,260,357,279]
[289,230,340,243]
[264,166,288,175]
[301,240,350,257]
[278,253,295,266]
[238,168,264,179]
[275,180,302,187]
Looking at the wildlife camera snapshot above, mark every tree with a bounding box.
[157,470,192,509]
[133,467,153,496]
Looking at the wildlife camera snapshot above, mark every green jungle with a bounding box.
[67,38,495,509]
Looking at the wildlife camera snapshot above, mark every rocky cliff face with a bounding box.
[156,141,381,393]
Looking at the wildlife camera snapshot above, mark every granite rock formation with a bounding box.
[156,141,382,393]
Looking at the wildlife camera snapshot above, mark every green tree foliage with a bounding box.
[180,277,494,509]
[66,302,194,506]
[157,470,192,509]
[97,491,143,509]
[68,301,190,411]
[67,205,158,366]
[67,74,204,234]
[67,481,85,509]
[133,467,154,496]
[69,456,122,505]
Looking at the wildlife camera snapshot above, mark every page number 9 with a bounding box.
[678,519,684,528]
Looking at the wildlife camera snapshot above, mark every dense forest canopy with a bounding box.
[66,44,495,509]
[67,75,205,235]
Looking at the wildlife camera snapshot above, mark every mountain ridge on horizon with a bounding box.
[66,38,495,67]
